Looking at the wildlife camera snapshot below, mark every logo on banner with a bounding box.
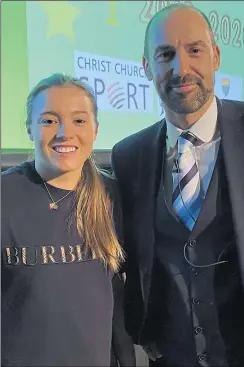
[214,72,242,101]
[74,51,154,113]
[107,82,126,109]
[221,78,230,97]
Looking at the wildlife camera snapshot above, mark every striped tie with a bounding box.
[172,132,202,230]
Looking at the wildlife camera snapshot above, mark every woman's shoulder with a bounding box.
[2,161,35,193]
[2,160,34,175]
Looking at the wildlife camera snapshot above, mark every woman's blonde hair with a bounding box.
[26,73,124,272]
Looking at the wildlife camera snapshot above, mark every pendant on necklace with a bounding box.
[50,202,58,210]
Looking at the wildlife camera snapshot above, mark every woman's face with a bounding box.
[28,85,98,177]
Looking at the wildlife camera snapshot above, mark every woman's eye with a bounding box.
[40,119,57,125]
[75,119,86,124]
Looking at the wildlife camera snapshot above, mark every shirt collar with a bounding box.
[166,97,218,150]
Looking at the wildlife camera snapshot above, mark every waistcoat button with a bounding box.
[198,353,207,362]
[195,326,203,334]
[189,239,196,247]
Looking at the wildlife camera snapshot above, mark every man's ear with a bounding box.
[27,127,34,141]
[213,45,220,71]
[142,56,153,81]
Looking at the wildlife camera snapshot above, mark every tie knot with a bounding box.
[177,132,202,154]
[181,131,200,145]
[179,131,203,147]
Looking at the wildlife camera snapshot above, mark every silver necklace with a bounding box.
[42,181,73,210]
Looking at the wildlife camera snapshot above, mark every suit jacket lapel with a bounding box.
[218,98,244,286]
[135,120,166,303]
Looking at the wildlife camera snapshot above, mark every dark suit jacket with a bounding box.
[102,174,136,366]
[111,98,244,344]
[110,274,136,367]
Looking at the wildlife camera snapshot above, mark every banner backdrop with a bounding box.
[2,1,244,150]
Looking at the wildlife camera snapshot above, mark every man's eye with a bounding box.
[190,48,201,54]
[157,51,175,60]
[164,51,174,58]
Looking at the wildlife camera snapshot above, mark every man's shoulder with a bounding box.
[113,119,164,157]
[219,98,244,114]
[99,171,118,198]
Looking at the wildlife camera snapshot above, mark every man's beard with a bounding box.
[158,75,213,114]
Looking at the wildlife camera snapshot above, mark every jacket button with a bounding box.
[198,353,207,362]
[189,239,196,247]
[195,326,203,334]
[192,297,200,304]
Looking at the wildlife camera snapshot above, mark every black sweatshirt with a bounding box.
[1,161,122,367]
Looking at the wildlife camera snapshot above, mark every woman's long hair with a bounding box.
[26,73,124,272]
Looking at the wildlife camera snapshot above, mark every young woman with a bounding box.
[1,74,126,366]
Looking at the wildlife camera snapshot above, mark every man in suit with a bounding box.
[112,4,244,367]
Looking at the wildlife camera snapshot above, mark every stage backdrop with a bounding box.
[2,1,244,152]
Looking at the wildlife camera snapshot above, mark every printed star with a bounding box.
[40,1,79,42]
[106,0,120,26]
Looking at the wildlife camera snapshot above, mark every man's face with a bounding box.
[143,8,220,115]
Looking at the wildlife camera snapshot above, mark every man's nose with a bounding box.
[171,51,190,77]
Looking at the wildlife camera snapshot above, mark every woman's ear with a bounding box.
[93,123,99,141]
[27,127,34,141]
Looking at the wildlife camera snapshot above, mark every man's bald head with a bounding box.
[143,4,215,61]
[142,3,220,118]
